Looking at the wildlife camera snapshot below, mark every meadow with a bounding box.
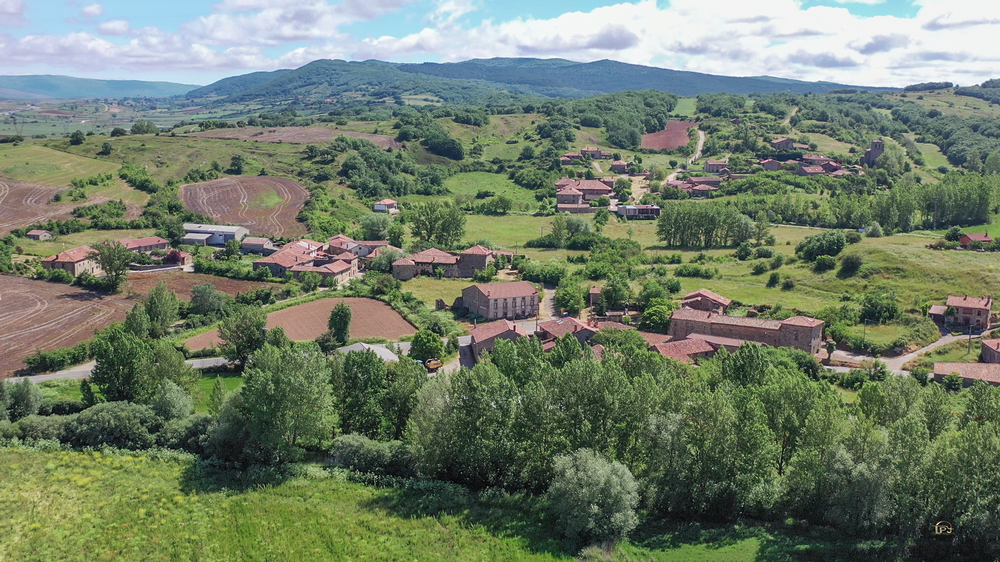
[0,143,119,187]
[0,448,901,562]
[14,228,156,257]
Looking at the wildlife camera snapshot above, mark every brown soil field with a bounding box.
[189,127,402,149]
[185,297,416,350]
[0,178,76,235]
[0,276,134,376]
[123,271,279,301]
[178,176,309,237]
[641,121,698,150]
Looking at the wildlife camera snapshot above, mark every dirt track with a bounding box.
[640,121,698,150]
[0,276,133,376]
[185,297,417,350]
[189,127,402,149]
[178,176,309,237]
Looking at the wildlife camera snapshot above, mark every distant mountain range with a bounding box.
[0,58,892,102]
[0,75,199,100]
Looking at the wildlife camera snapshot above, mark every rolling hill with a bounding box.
[0,75,199,99]
[185,57,891,106]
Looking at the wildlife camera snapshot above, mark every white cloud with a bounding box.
[832,0,885,5]
[80,3,103,18]
[97,19,129,36]
[0,0,26,27]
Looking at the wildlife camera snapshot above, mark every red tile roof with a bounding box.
[961,233,992,243]
[42,246,95,263]
[928,304,948,316]
[683,289,731,307]
[983,339,1000,353]
[375,199,397,205]
[26,229,48,236]
[687,333,747,349]
[946,295,993,310]
[470,319,527,344]
[461,244,493,255]
[934,362,1000,384]
[781,316,824,328]
[557,186,583,195]
[653,338,716,363]
[597,321,633,331]
[411,247,459,265]
[800,166,825,174]
[242,237,272,245]
[118,236,168,251]
[392,258,415,266]
[537,317,592,339]
[470,280,538,300]
[639,331,671,346]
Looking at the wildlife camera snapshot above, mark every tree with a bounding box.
[550,212,568,249]
[859,285,900,324]
[145,281,179,338]
[944,226,963,242]
[190,283,225,316]
[209,376,229,415]
[754,211,771,246]
[149,339,198,390]
[7,378,42,422]
[110,127,128,137]
[98,142,113,156]
[985,151,1000,175]
[409,329,444,363]
[613,177,632,202]
[407,201,466,248]
[89,241,133,292]
[130,120,158,135]
[593,208,610,232]
[299,271,322,293]
[339,350,389,438]
[91,324,156,403]
[123,303,150,338]
[0,380,7,422]
[639,302,677,333]
[328,301,352,345]
[546,448,639,547]
[360,213,391,241]
[150,379,193,421]
[229,154,247,175]
[519,144,535,161]
[69,130,86,145]
[217,343,334,463]
[386,221,405,248]
[219,305,268,366]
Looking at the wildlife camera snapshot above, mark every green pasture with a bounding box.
[15,228,157,257]
[401,277,475,308]
[0,143,119,187]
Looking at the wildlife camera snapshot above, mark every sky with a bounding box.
[0,0,997,87]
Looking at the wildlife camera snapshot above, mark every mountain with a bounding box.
[0,75,199,99]
[187,57,890,107]
[184,69,294,99]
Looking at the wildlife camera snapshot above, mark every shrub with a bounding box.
[674,264,718,279]
[766,272,781,288]
[15,414,74,441]
[7,378,42,421]
[813,255,837,272]
[840,254,863,276]
[781,278,796,291]
[157,414,212,455]
[64,402,162,450]
[944,226,963,242]
[866,222,884,238]
[752,262,769,275]
[150,379,194,421]
[845,231,863,244]
[770,255,784,270]
[330,434,417,477]
[546,448,639,547]
[796,230,846,261]
[753,247,774,259]
[48,268,74,284]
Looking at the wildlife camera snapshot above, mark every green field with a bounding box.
[795,130,857,155]
[15,228,156,257]
[402,276,475,308]
[886,89,1000,119]
[401,172,539,212]
[193,372,243,413]
[673,98,697,117]
[250,186,284,209]
[0,143,119,187]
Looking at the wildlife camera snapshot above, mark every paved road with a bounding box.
[665,129,707,183]
[882,332,979,371]
[22,357,229,383]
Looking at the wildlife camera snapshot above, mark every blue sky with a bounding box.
[0,0,996,87]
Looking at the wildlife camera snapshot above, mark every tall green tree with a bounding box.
[339,350,389,438]
[145,281,179,338]
[328,301,352,345]
[409,330,444,363]
[208,376,229,415]
[89,241,133,293]
[90,324,156,403]
[123,303,150,338]
[219,305,268,366]
[190,283,225,316]
[407,201,466,248]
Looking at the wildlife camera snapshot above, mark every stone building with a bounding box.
[667,308,825,354]
[462,281,539,320]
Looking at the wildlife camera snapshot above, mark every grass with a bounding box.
[885,89,1000,119]
[192,372,242,413]
[0,143,119,187]
[905,340,981,371]
[15,228,157,257]
[402,277,474,308]
[795,130,857,155]
[673,98,697,117]
[401,172,540,212]
[250,186,284,209]
[37,379,83,402]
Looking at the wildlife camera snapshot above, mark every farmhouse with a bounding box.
[536,317,600,345]
[556,186,584,206]
[337,342,399,362]
[610,160,628,173]
[760,159,781,171]
[770,138,794,150]
[652,333,747,364]
[391,244,509,280]
[704,160,728,174]
[802,154,835,166]
[982,339,1000,363]
[563,152,583,161]
[241,237,277,255]
[41,246,102,277]
[289,260,358,286]
[668,307,825,353]
[933,362,1000,386]
[462,281,539,320]
[252,239,326,277]
[555,179,613,201]
[373,199,399,215]
[943,294,993,329]
[615,205,661,219]
[686,176,723,187]
[469,319,529,359]
[689,184,718,197]
[559,157,573,165]
[581,147,610,159]
[681,289,731,314]
[25,229,51,241]
[182,224,249,246]
[797,166,826,177]
[118,236,169,253]
[959,232,992,247]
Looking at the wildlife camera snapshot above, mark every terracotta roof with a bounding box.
[683,289,731,307]
[392,258,415,266]
[537,317,592,339]
[555,177,576,187]
[946,295,993,310]
[370,245,402,257]
[590,286,602,294]
[653,338,716,363]
[557,186,583,195]
[928,304,948,315]
[688,333,748,349]
[26,229,49,235]
[470,280,538,300]
[781,316,824,328]
[705,160,727,165]
[42,246,95,263]
[670,308,715,322]
[934,362,1000,384]
[591,344,605,361]
[242,237,272,245]
[639,331,671,346]
[256,250,313,269]
[564,152,582,158]
[118,236,168,250]
[411,247,459,265]
[759,159,778,164]
[582,146,599,151]
[771,138,789,144]
[470,319,527,344]
[800,166,825,174]
[712,315,782,330]
[375,199,397,205]
[597,321,633,331]
[961,233,992,242]
[323,260,353,274]
[556,204,592,211]
[327,234,356,248]
[461,244,493,255]
[982,339,1000,353]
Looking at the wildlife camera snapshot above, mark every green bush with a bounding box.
[15,414,74,442]
[767,272,781,288]
[546,448,639,547]
[845,231,863,244]
[64,402,162,450]
[752,262,769,275]
[7,379,42,421]
[795,230,846,261]
[839,254,863,276]
[330,434,417,477]
[753,247,774,259]
[156,414,211,455]
[674,264,718,279]
[150,379,194,421]
[781,278,796,291]
[24,341,93,374]
[813,255,837,272]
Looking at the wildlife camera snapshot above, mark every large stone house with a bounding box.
[26,229,52,241]
[933,362,1000,386]
[680,289,731,314]
[41,246,102,277]
[391,245,510,280]
[469,319,529,359]
[982,339,1000,363]
[118,236,169,253]
[943,295,993,329]
[462,281,539,320]
[770,138,794,151]
[667,307,825,353]
[704,160,728,174]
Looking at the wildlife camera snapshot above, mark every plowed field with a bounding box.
[178,177,309,237]
[0,179,75,235]
[190,127,402,149]
[640,121,698,150]
[0,276,133,376]
[185,297,416,350]
[124,271,279,300]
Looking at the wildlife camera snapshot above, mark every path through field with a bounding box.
[179,176,310,237]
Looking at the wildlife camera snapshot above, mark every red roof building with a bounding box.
[934,362,1000,386]
[463,281,539,320]
[470,319,529,359]
[118,236,170,253]
[959,233,992,247]
[41,246,101,277]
